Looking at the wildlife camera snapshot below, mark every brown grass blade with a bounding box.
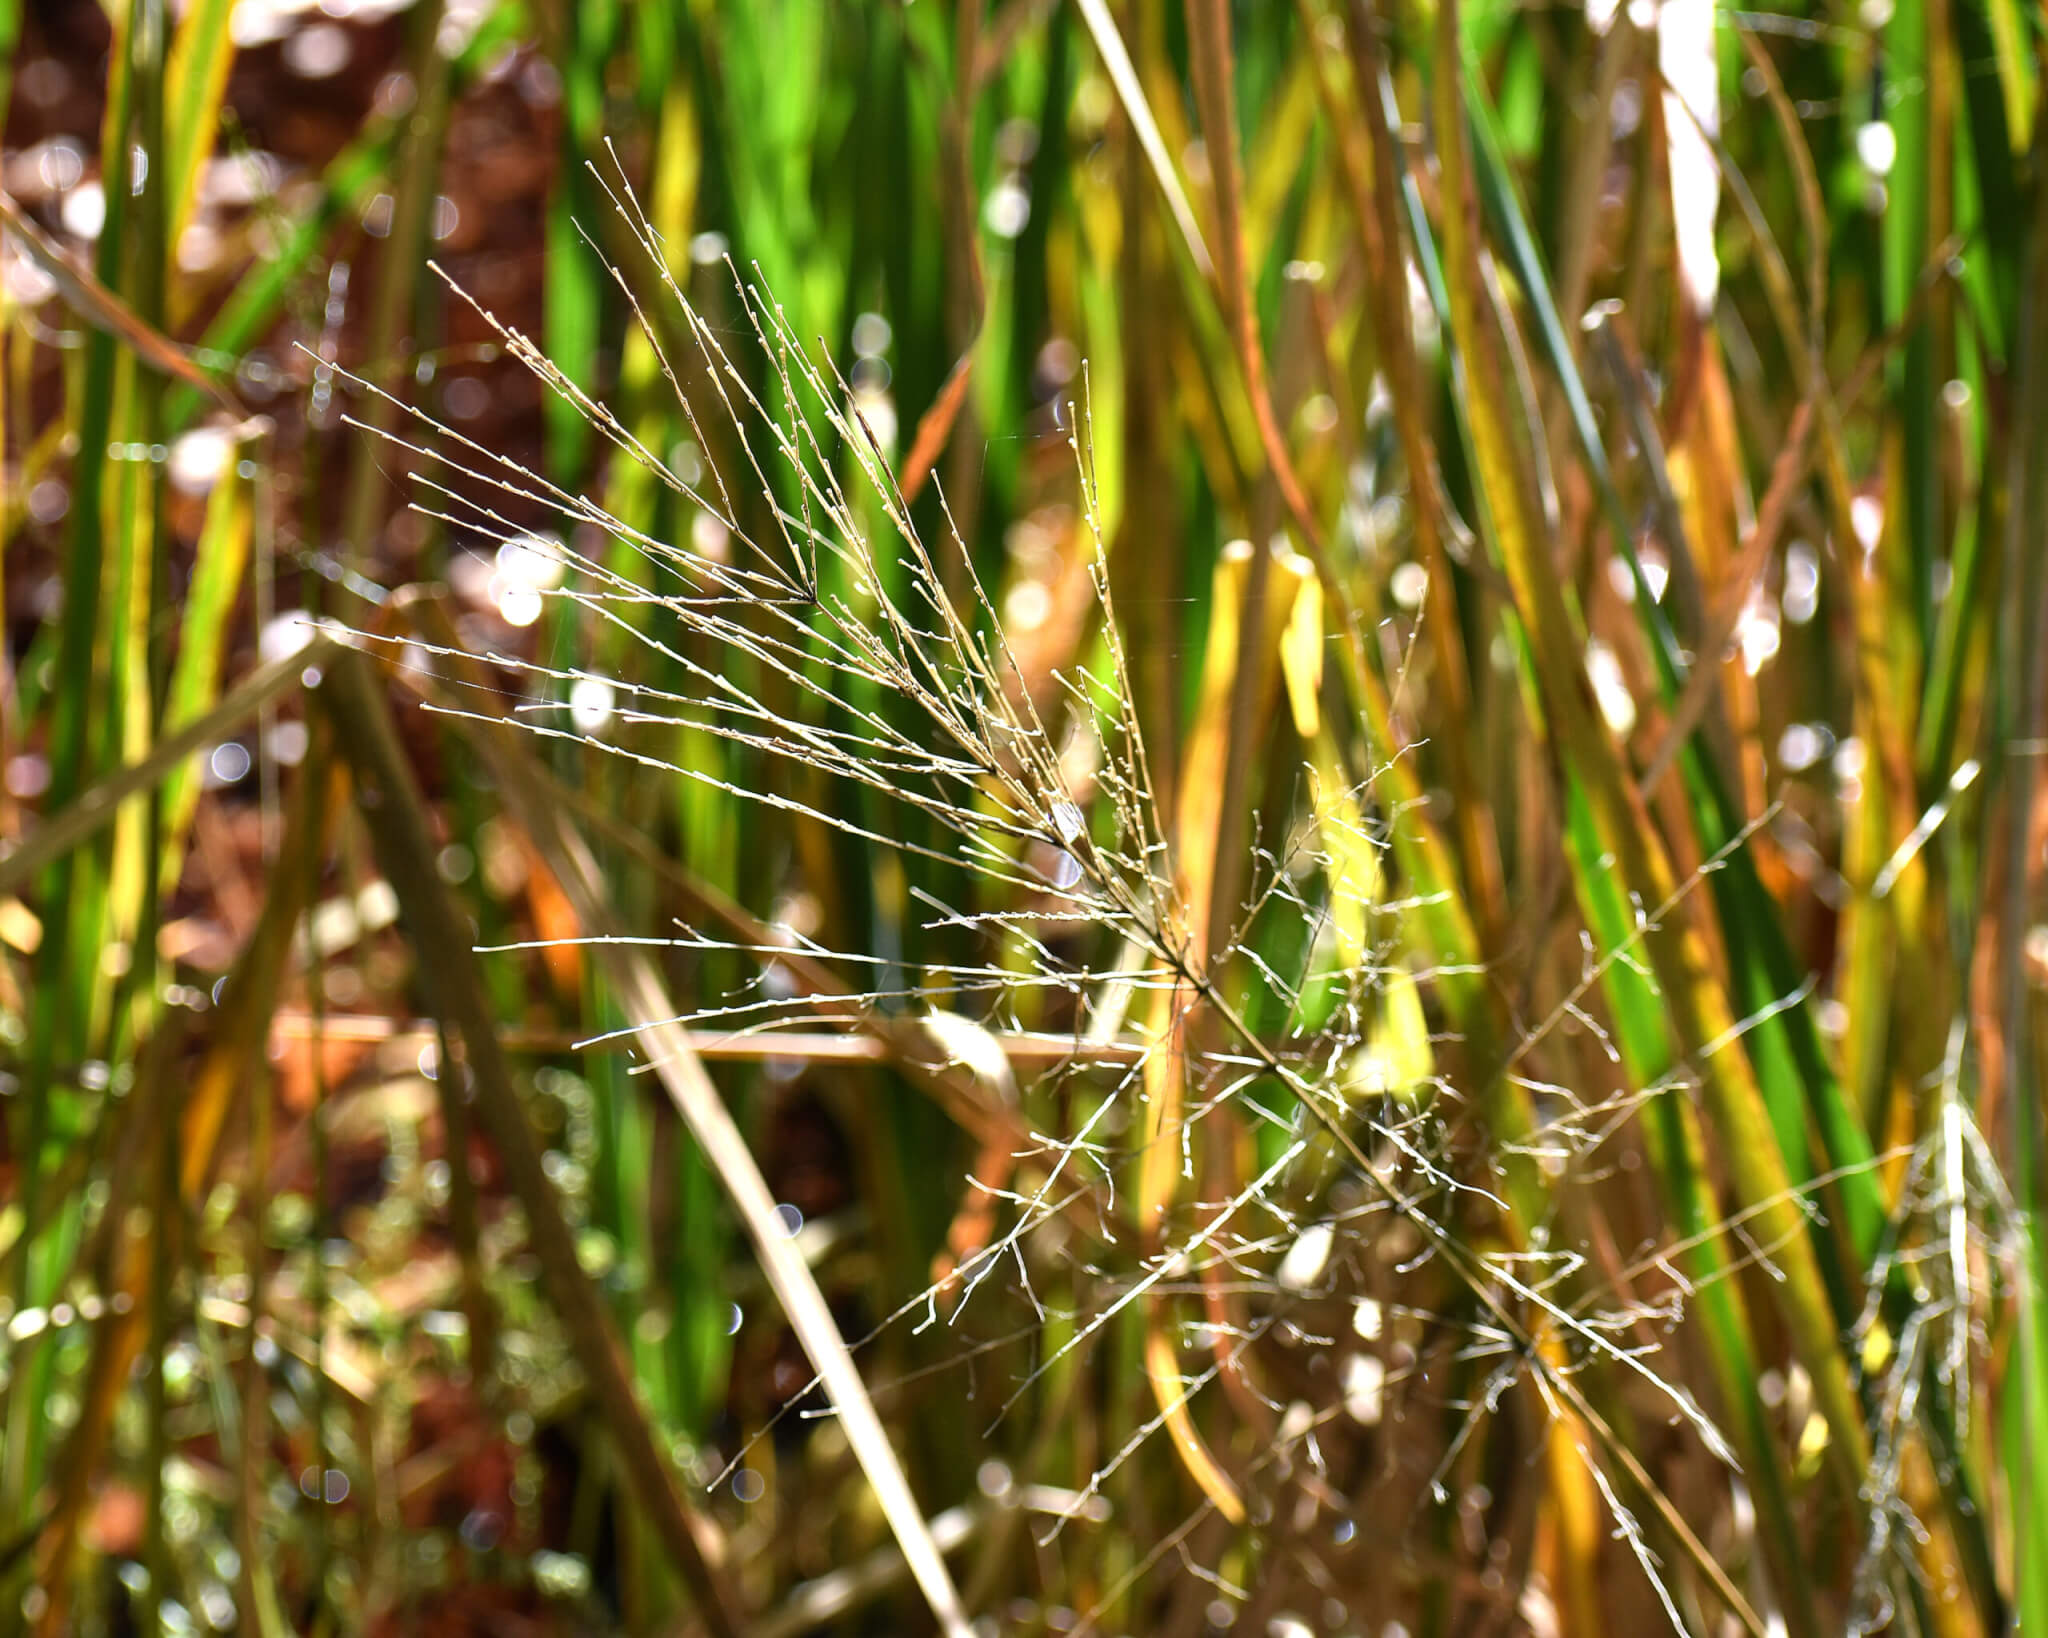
[0,637,329,901]
[0,188,242,414]
[31,731,342,1634]
[319,649,750,1638]
[396,648,979,1638]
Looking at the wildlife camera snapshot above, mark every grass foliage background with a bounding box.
[2,0,2047,1634]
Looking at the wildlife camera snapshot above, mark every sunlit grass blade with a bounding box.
[153,429,258,886]
[162,0,237,253]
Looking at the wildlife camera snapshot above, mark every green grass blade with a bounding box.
[163,0,238,251]
[1461,78,1885,1274]
[1430,0,1870,1530]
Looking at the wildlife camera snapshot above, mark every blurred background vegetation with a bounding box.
[3,0,2047,1634]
